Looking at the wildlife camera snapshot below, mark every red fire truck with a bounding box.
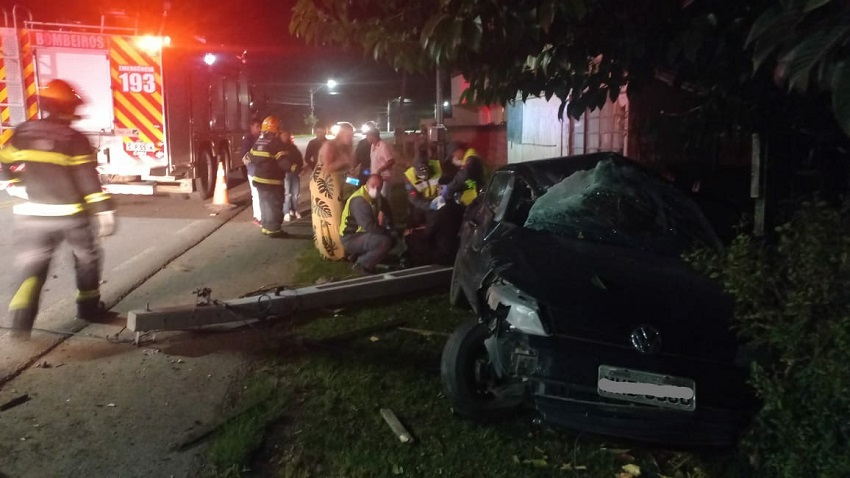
[0,6,253,198]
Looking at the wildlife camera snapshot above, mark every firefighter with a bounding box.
[0,79,117,339]
[442,141,484,206]
[339,174,396,274]
[242,115,292,237]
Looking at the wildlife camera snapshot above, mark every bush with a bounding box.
[686,200,850,477]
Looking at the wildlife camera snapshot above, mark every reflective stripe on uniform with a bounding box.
[0,147,96,166]
[84,191,111,204]
[252,177,283,185]
[403,160,442,200]
[12,201,85,216]
[8,276,42,310]
[76,289,101,301]
[249,149,271,157]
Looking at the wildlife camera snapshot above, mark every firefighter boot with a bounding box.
[76,298,115,323]
[1,309,36,340]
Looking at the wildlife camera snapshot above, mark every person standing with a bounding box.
[310,122,355,260]
[339,175,396,274]
[303,124,327,172]
[0,79,117,339]
[354,121,375,184]
[279,127,304,221]
[241,118,262,225]
[243,115,292,237]
[367,128,395,198]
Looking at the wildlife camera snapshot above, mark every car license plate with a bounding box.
[597,365,696,411]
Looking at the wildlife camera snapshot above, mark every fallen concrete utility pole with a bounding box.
[127,265,452,343]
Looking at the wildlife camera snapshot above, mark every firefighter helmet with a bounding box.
[39,79,84,116]
[39,79,83,105]
[261,115,280,133]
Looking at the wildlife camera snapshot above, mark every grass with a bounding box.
[203,248,749,478]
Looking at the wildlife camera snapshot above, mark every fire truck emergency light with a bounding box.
[203,53,216,66]
[136,35,165,53]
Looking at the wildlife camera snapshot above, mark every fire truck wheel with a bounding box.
[193,149,217,199]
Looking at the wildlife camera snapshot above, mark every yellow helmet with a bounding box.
[261,115,280,133]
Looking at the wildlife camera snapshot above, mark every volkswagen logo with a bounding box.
[630,325,662,354]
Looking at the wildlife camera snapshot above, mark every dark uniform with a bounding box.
[245,132,293,235]
[0,116,116,333]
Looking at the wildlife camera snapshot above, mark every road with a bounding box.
[0,164,318,477]
[0,136,317,380]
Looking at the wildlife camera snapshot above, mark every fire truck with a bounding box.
[0,6,253,198]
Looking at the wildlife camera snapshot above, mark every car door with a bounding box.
[455,171,516,301]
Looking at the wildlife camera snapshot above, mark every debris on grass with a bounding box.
[397,327,450,337]
[315,318,406,344]
[619,463,642,477]
[380,408,414,444]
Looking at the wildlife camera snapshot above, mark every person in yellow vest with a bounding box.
[403,146,442,228]
[339,174,396,274]
[442,141,484,206]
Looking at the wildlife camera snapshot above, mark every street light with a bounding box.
[309,79,337,119]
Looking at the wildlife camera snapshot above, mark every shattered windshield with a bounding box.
[523,159,720,255]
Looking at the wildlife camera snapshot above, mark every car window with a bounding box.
[523,159,720,255]
[483,171,514,212]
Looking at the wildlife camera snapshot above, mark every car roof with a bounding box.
[498,152,637,190]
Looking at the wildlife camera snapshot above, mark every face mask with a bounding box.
[367,187,379,199]
[452,157,463,167]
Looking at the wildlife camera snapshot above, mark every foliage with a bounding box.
[685,200,850,477]
[746,0,850,135]
[290,0,850,136]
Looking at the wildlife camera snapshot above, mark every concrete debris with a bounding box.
[380,408,414,444]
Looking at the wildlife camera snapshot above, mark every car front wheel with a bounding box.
[449,252,470,309]
[441,320,523,422]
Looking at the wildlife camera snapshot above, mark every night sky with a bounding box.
[18,0,435,130]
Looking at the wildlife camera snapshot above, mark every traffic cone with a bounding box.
[207,162,236,210]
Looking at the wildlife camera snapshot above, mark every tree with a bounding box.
[291,0,850,135]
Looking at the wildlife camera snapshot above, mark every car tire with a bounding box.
[449,252,470,309]
[441,320,522,422]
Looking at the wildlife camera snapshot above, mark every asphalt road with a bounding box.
[0,136,316,380]
[0,167,317,477]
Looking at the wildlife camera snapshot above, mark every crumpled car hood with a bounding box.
[485,227,737,360]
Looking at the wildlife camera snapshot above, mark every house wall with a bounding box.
[506,93,628,164]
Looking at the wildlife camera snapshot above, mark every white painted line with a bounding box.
[112,246,157,272]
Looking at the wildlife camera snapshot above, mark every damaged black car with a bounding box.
[442,152,757,446]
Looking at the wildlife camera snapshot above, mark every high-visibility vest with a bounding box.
[459,149,480,206]
[403,160,442,201]
[339,186,382,236]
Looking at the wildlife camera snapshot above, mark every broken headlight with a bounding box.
[485,280,550,337]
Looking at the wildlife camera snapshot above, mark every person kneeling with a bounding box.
[340,175,396,274]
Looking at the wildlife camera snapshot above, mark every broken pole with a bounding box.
[127,265,452,333]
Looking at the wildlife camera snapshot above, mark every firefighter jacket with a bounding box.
[340,186,393,236]
[446,148,483,206]
[246,132,292,186]
[404,160,442,211]
[0,118,114,216]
